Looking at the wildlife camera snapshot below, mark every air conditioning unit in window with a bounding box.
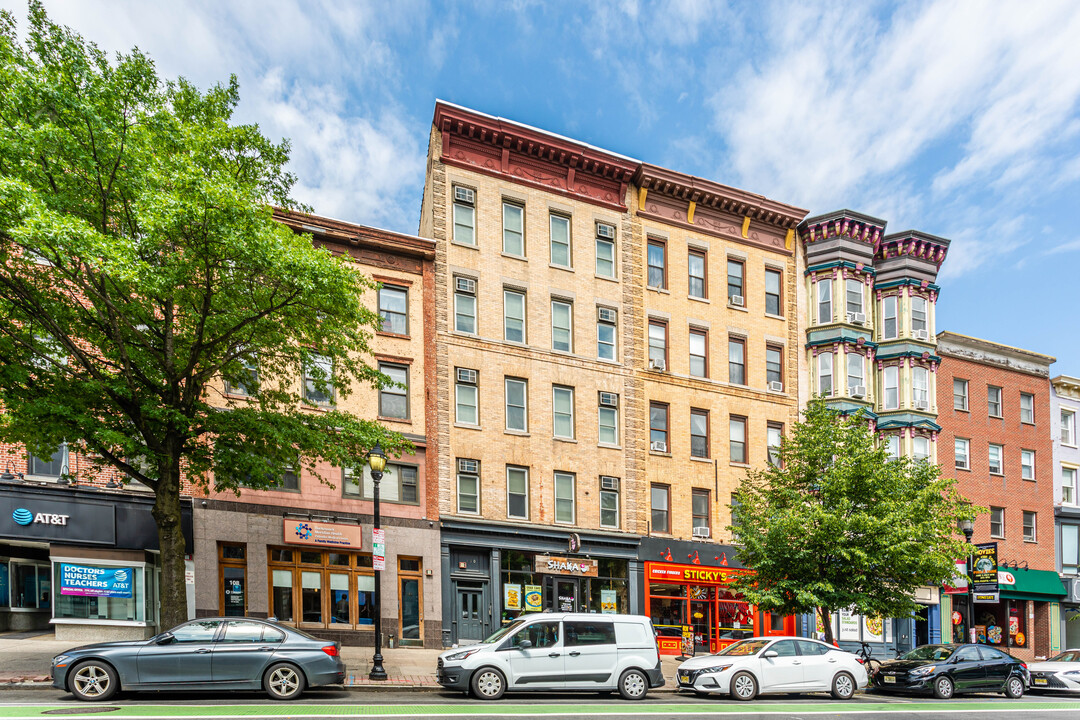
[769,381,784,392]
[650,441,668,453]
[914,400,930,411]
[597,307,617,323]
[649,358,666,372]
[454,186,474,204]
[847,312,866,325]
[455,277,476,294]
[601,476,620,491]
[457,459,478,474]
[913,329,930,341]
[850,385,867,398]
[729,295,745,307]
[599,392,618,407]
[596,223,615,239]
[456,368,477,384]
[692,526,711,539]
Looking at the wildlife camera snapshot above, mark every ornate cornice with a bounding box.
[1052,375,1080,400]
[434,101,637,212]
[799,209,887,247]
[878,230,950,267]
[937,331,1055,376]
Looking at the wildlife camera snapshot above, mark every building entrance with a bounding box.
[455,583,487,644]
[552,578,580,613]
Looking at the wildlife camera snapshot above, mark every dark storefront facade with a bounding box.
[0,481,193,640]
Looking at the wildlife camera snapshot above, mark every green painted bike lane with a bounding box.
[1,702,1080,717]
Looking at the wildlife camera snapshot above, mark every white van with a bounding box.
[436,612,664,700]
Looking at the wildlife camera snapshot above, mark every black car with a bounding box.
[872,643,1028,699]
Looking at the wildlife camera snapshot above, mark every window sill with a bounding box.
[730,462,751,468]
[649,451,672,458]
[989,414,1003,420]
[504,430,530,437]
[598,443,622,450]
[955,466,971,472]
[378,416,412,425]
[300,404,334,412]
[1021,421,1036,426]
[344,496,420,507]
[450,241,479,251]
[954,408,970,413]
[548,263,574,273]
[501,253,528,262]
[1022,477,1036,482]
[990,471,1004,477]
[1024,539,1038,544]
[764,313,786,321]
[689,296,710,304]
[690,456,713,463]
[223,392,255,401]
[765,387,787,396]
[727,304,749,313]
[454,423,482,431]
[450,330,480,339]
[990,535,1005,540]
[647,286,670,294]
[554,437,577,444]
[376,331,410,340]
[1062,443,1078,449]
[595,274,619,283]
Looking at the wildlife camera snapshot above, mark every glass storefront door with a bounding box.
[554,578,580,613]
[222,566,246,617]
[399,557,422,646]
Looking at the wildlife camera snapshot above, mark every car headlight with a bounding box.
[698,664,733,675]
[444,649,478,662]
[1063,670,1080,677]
[52,655,72,667]
[909,665,936,677]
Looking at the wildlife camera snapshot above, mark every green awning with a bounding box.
[998,566,1066,600]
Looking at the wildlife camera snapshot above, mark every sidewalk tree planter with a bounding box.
[727,398,978,645]
[0,4,408,629]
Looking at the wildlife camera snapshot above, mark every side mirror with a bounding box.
[517,640,533,650]
[155,632,175,645]
[762,650,778,659]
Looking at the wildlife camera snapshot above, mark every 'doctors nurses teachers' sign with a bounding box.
[59,563,134,598]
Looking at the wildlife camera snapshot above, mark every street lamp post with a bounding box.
[368,442,388,681]
[959,518,975,643]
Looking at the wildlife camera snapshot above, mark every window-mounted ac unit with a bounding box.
[913,329,930,341]
[914,400,930,411]
[596,223,615,239]
[850,385,867,398]
[455,277,476,294]
[597,307,617,323]
[457,459,478,474]
[454,186,474,204]
[729,295,745,307]
[601,476,620,491]
[769,381,784,392]
[847,312,866,324]
[650,441,668,453]
[456,368,477,384]
[649,358,666,372]
[599,392,619,407]
[692,526,711,539]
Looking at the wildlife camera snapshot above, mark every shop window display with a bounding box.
[498,551,629,624]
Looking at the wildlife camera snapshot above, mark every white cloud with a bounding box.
[1045,238,1080,255]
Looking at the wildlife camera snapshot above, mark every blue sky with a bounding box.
[6,0,1080,373]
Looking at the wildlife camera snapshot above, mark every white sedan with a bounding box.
[1029,649,1080,692]
[676,636,869,701]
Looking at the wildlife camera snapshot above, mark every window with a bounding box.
[503,202,524,256]
[767,423,783,467]
[553,386,575,439]
[911,296,928,334]
[990,507,1004,538]
[817,279,832,324]
[595,223,616,278]
[689,329,708,378]
[1065,467,1077,505]
[600,477,620,528]
[690,409,709,459]
[454,368,478,425]
[378,286,408,335]
[882,295,897,339]
[504,289,526,343]
[766,345,783,387]
[988,444,1003,474]
[692,489,710,533]
[955,438,970,470]
[1020,392,1034,424]
[913,436,930,461]
[454,276,477,334]
[551,299,573,353]
[885,434,900,460]
[847,352,864,394]
[511,621,560,649]
[452,186,475,245]
[883,365,899,410]
[845,278,863,315]
[597,307,617,361]
[171,621,221,643]
[765,269,782,315]
[988,386,1002,417]
[505,378,528,432]
[648,319,667,369]
[651,484,670,533]
[727,259,744,302]
[457,460,480,514]
[688,250,706,299]
[506,466,529,519]
[1023,511,1037,542]
[343,464,418,504]
[598,392,619,445]
[954,379,969,411]
[1064,523,1079,574]
[1021,450,1035,480]
[274,467,300,491]
[912,366,929,408]
[730,416,747,464]
[550,214,572,267]
[28,443,67,478]
[378,363,409,420]
[1064,410,1077,445]
[554,472,575,524]
[650,402,668,450]
[728,337,746,385]
[303,355,333,406]
[647,239,666,288]
[223,620,280,643]
[818,352,833,397]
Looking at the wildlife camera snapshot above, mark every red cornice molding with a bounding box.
[273,208,436,261]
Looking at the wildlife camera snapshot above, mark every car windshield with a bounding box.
[1049,651,1080,663]
[901,645,954,661]
[484,619,526,644]
[715,639,769,657]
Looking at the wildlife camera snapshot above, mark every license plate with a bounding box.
[884,676,896,684]
[1034,678,1048,686]
[679,673,689,683]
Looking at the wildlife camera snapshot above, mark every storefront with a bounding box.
[0,482,192,640]
[441,519,641,646]
[639,538,793,655]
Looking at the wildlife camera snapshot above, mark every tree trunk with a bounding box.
[818,606,835,645]
[152,457,189,631]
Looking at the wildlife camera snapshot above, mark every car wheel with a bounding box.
[1004,675,1024,699]
[264,662,306,701]
[933,675,954,700]
[730,671,758,701]
[69,660,119,702]
[831,671,856,700]
[618,669,649,700]
[470,667,506,701]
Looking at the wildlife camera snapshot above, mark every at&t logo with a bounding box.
[11,508,70,526]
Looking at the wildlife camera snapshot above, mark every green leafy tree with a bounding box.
[0,4,408,628]
[728,398,977,644]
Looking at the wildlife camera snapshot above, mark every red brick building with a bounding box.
[936,331,1064,660]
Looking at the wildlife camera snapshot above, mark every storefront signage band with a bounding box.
[534,555,598,577]
[647,562,747,585]
[282,518,362,549]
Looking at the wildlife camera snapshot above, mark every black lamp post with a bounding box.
[958,518,974,643]
[368,442,388,681]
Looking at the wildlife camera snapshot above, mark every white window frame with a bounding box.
[955,438,970,470]
[1020,392,1034,424]
[554,472,575,524]
[845,278,863,315]
[454,278,477,334]
[954,379,969,411]
[818,352,833,397]
[989,444,1004,475]
[502,201,524,257]
[990,507,1004,538]
[1063,466,1077,506]
[457,464,480,515]
[553,385,575,439]
[598,395,619,446]
[913,436,930,462]
[883,365,899,410]
[1063,409,1077,446]
[549,214,572,268]
[817,280,832,324]
[452,187,475,246]
[303,354,334,406]
[599,480,619,529]
[1021,449,1035,480]
[885,434,900,460]
[597,309,617,361]
[912,366,929,407]
[503,288,526,343]
[27,442,68,479]
[882,295,898,340]
[988,386,1003,418]
[1023,511,1037,542]
[506,466,529,520]
[847,352,864,394]
[911,296,928,333]
[504,378,528,433]
[595,226,616,278]
[551,299,573,353]
[455,369,478,426]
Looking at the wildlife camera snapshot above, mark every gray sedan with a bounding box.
[51,618,346,701]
